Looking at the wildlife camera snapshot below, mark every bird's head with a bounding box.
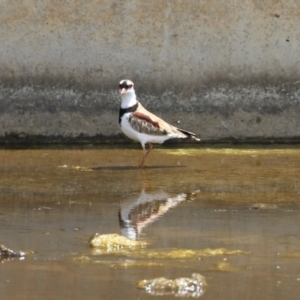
[119,79,134,95]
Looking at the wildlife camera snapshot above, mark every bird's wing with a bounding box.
[131,102,188,137]
[129,111,168,136]
[129,101,200,140]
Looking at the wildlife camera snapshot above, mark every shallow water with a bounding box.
[0,145,300,299]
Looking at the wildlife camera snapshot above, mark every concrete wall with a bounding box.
[1,0,300,144]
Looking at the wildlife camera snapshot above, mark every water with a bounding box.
[0,145,300,299]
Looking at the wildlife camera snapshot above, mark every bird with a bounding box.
[118,79,200,167]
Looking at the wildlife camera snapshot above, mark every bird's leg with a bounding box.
[138,143,153,168]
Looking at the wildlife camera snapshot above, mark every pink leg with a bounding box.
[138,143,153,168]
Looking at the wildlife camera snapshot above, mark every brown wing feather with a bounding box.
[135,102,187,137]
[131,101,200,139]
[132,112,160,128]
[129,113,167,136]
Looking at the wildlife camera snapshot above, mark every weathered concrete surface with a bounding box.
[1,0,300,144]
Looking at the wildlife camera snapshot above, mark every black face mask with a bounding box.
[119,82,133,90]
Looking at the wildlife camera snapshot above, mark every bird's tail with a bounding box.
[177,128,201,141]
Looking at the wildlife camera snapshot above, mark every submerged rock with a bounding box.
[89,233,147,250]
[137,273,207,297]
[0,244,27,261]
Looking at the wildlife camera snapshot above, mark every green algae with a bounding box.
[136,248,249,259]
[213,261,239,272]
[73,256,163,268]
[163,147,300,156]
[89,236,249,259]
[279,252,300,258]
[89,233,148,250]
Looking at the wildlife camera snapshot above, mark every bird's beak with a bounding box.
[120,88,127,94]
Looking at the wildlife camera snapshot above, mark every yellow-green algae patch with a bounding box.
[89,234,248,259]
[102,261,163,268]
[73,256,163,268]
[136,248,249,259]
[279,252,300,258]
[73,255,92,263]
[137,273,207,297]
[163,148,300,157]
[213,261,239,272]
[89,233,148,250]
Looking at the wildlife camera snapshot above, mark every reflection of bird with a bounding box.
[119,189,197,240]
[118,79,200,167]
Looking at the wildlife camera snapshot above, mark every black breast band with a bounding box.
[119,103,139,124]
